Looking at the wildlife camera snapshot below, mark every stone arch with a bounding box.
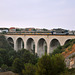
[37,38,47,57]
[50,39,60,53]
[64,39,71,45]
[7,37,14,48]
[26,38,35,53]
[16,37,24,50]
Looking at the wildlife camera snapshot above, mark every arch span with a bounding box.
[7,37,14,48]
[50,39,60,53]
[26,38,35,53]
[37,38,47,57]
[16,37,24,50]
[64,39,71,45]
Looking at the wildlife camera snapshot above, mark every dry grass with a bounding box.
[62,44,75,58]
[0,71,18,75]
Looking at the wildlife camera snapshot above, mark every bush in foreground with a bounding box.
[22,63,36,75]
[36,54,66,75]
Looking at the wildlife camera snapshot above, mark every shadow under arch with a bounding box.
[26,38,35,53]
[7,37,14,48]
[16,37,24,50]
[37,38,47,57]
[50,39,60,53]
[64,39,71,45]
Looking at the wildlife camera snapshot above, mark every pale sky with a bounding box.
[0,0,75,30]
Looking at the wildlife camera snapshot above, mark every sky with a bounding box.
[0,0,75,30]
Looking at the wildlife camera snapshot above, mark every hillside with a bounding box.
[61,39,75,58]
[52,39,75,69]
[52,39,75,57]
[62,44,75,58]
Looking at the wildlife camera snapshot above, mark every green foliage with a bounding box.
[17,49,38,64]
[42,28,48,31]
[63,42,70,48]
[0,36,38,74]
[0,35,74,75]
[52,54,66,75]
[68,68,75,74]
[7,50,17,66]
[0,35,17,66]
[60,68,75,75]
[0,48,9,65]
[70,39,75,44]
[12,58,24,74]
[36,54,66,75]
[22,63,36,75]
[0,35,13,50]
[60,70,69,75]
[52,46,64,55]
[68,45,72,51]
[12,49,38,74]
[16,29,21,31]
[36,54,52,75]
[0,56,3,67]
[0,48,17,66]
[1,64,8,72]
[52,39,75,55]
[63,39,75,48]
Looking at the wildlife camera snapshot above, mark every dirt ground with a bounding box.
[0,71,18,75]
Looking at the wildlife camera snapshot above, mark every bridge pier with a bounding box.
[24,41,26,50]
[35,42,38,53]
[14,40,17,51]
[47,43,50,54]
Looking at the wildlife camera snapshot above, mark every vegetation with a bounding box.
[22,63,36,75]
[0,35,13,50]
[12,49,38,74]
[0,35,38,74]
[0,35,16,67]
[12,58,24,74]
[69,54,75,59]
[36,54,66,75]
[52,39,75,55]
[0,35,75,75]
[1,64,8,72]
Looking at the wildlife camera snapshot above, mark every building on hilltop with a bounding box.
[9,27,16,32]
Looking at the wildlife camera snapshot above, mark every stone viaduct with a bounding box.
[5,33,75,57]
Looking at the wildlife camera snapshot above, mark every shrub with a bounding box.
[36,54,66,75]
[0,56,3,67]
[22,63,36,75]
[52,54,66,75]
[1,64,8,72]
[12,58,24,74]
[36,54,52,75]
[52,46,64,55]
